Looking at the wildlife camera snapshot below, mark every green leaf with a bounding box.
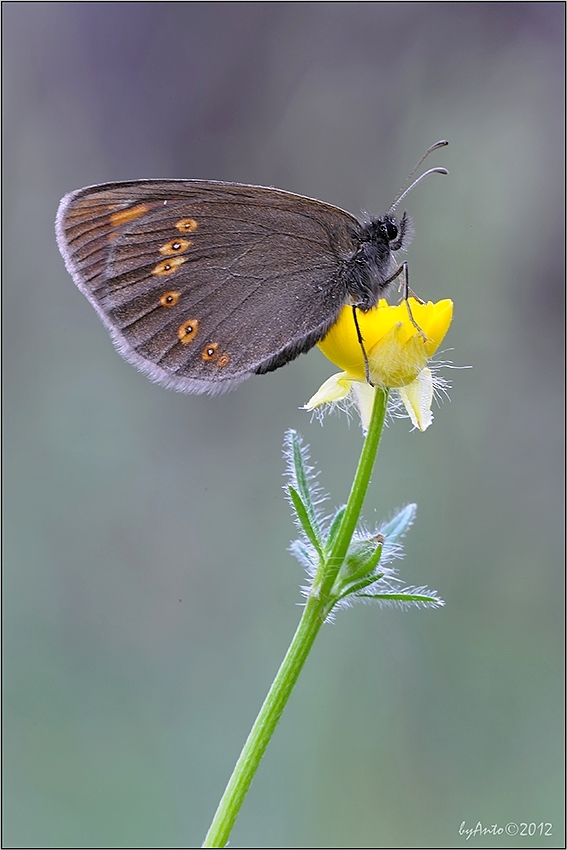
[325,506,346,551]
[380,504,417,545]
[357,591,444,607]
[288,431,322,543]
[288,485,324,558]
[334,573,385,603]
[289,538,318,572]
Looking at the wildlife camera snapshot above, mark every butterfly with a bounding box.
[56,142,447,394]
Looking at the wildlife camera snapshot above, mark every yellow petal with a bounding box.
[351,381,377,434]
[303,372,353,411]
[318,298,453,389]
[398,368,434,431]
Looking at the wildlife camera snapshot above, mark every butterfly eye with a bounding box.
[384,219,398,241]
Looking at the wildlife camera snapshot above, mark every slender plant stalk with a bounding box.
[316,388,389,597]
[202,388,389,848]
[202,596,324,848]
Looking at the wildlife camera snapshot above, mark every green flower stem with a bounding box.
[202,387,389,848]
[202,596,324,848]
[316,387,389,598]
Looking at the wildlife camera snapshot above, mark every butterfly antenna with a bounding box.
[388,140,448,214]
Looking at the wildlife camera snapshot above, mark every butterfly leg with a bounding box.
[396,261,425,304]
[383,262,424,307]
[352,305,375,386]
[406,286,425,304]
[381,261,405,291]
[390,262,427,338]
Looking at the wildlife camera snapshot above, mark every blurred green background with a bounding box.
[3,3,564,848]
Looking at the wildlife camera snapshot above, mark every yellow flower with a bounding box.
[305,298,453,432]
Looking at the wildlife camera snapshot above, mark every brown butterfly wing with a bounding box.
[56,180,360,394]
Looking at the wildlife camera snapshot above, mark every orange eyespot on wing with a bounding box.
[202,343,219,361]
[160,291,181,307]
[178,319,199,344]
[151,257,187,276]
[159,238,192,256]
[175,217,198,233]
